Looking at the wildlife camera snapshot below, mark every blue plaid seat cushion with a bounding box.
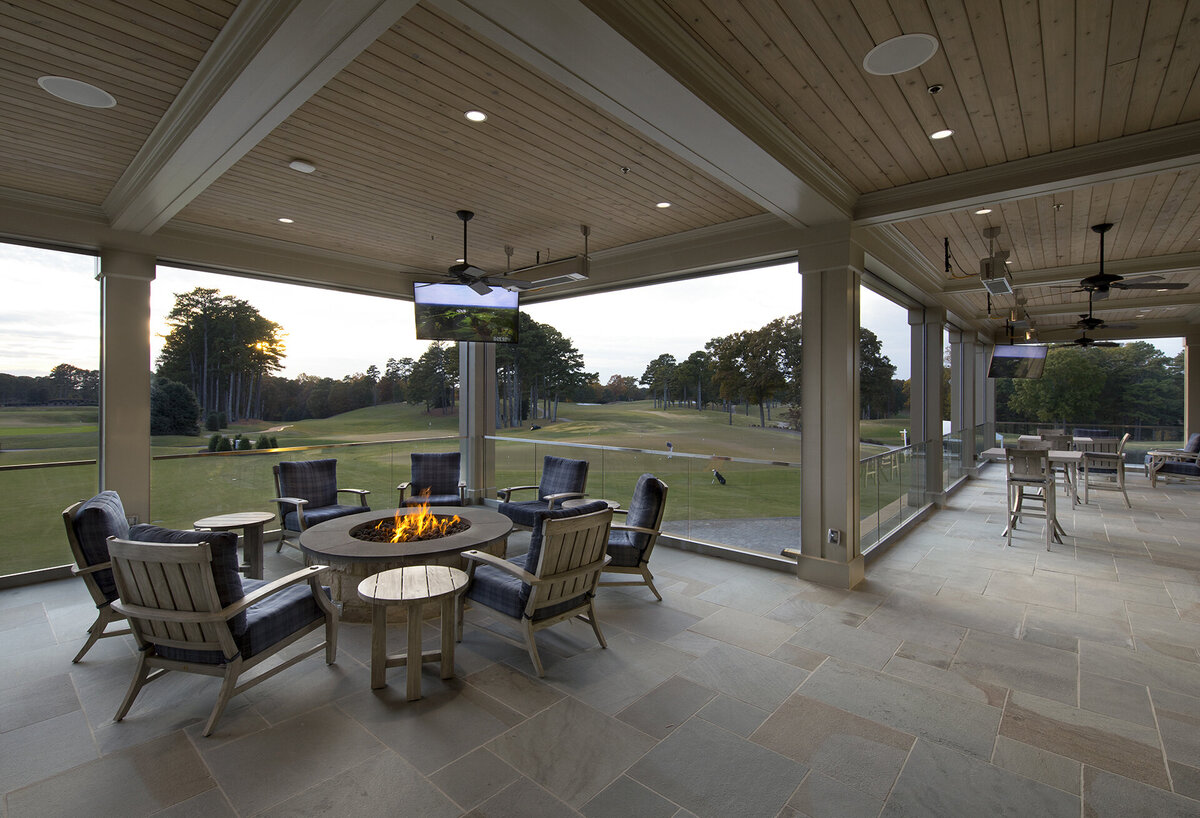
[283,503,369,532]
[277,459,340,509]
[606,530,643,567]
[72,491,130,601]
[405,494,461,507]
[409,452,461,501]
[539,455,588,498]
[467,501,609,620]
[129,524,246,630]
[497,499,550,528]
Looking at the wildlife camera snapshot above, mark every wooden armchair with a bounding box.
[1147,433,1200,487]
[61,492,134,662]
[458,502,612,676]
[1080,433,1131,507]
[108,525,339,736]
[497,455,589,529]
[600,474,668,600]
[272,458,370,551]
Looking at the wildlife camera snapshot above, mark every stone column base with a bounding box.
[795,553,865,589]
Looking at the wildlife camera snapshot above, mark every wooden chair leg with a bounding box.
[203,665,241,737]
[114,653,153,723]
[521,619,545,677]
[642,568,663,602]
[583,600,607,649]
[73,606,120,663]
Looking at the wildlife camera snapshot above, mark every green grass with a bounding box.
[7,400,912,575]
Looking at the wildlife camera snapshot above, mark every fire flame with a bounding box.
[378,490,461,542]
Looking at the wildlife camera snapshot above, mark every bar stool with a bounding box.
[1005,447,1061,551]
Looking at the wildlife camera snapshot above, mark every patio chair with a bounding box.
[1146,433,1200,487]
[497,455,589,529]
[458,502,612,676]
[1005,447,1061,551]
[1080,433,1131,507]
[600,474,668,601]
[61,491,134,662]
[397,451,465,507]
[272,459,370,551]
[107,524,339,736]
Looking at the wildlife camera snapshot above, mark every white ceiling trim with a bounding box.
[103,0,416,234]
[853,121,1200,226]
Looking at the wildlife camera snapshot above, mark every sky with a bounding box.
[1,242,1183,383]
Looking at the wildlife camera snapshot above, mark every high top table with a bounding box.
[981,447,1084,507]
[194,510,276,580]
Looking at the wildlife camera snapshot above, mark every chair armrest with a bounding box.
[1153,450,1200,462]
[272,496,309,508]
[544,491,585,509]
[72,560,112,577]
[223,564,331,617]
[497,485,538,501]
[338,488,371,507]
[612,524,659,537]
[396,481,411,502]
[462,549,538,584]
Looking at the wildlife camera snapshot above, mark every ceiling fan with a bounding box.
[1056,222,1187,300]
[1072,288,1136,332]
[444,210,537,295]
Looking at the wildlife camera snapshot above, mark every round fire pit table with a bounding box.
[300,506,512,622]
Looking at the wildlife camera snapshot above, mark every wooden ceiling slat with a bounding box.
[1124,0,1188,133]
[1039,0,1076,152]
[1108,176,1156,260]
[1148,0,1200,128]
[1068,186,1092,266]
[1125,172,1181,258]
[13,0,213,64]
[1156,169,1200,254]
[1097,60,1136,142]
[966,0,1028,161]
[1072,0,1110,146]
[1001,0,1050,157]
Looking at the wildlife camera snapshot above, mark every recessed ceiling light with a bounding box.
[656,202,671,208]
[37,75,116,108]
[975,208,992,215]
[464,110,487,122]
[862,33,939,76]
[930,129,954,140]
[288,159,316,174]
[277,217,294,224]
[455,258,465,264]
[1005,260,1012,265]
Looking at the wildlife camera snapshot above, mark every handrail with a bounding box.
[0,434,462,472]
[485,434,802,468]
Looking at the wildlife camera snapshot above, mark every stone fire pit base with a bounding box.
[299,507,513,623]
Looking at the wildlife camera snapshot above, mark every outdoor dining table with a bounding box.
[981,447,1084,507]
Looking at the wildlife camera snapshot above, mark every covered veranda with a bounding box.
[4,2,1200,816]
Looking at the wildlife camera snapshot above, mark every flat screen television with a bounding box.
[413,282,519,343]
[987,344,1047,379]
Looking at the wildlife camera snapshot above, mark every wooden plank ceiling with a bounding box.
[0,0,1198,341]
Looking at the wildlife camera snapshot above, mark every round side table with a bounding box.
[357,565,469,700]
[194,511,276,580]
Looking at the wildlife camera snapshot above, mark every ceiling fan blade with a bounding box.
[483,276,536,291]
[1114,281,1187,290]
[1116,274,1164,283]
[466,278,492,296]
[1095,341,1120,347]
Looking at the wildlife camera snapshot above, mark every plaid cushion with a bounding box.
[539,455,589,500]
[157,582,330,664]
[129,524,246,632]
[404,494,461,507]
[283,503,369,533]
[1158,461,1200,477]
[620,474,665,554]
[71,491,130,601]
[524,501,610,572]
[497,499,550,528]
[411,452,461,498]
[606,531,643,567]
[276,459,339,509]
[1185,434,1200,454]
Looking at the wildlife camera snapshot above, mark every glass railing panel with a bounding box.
[0,462,97,575]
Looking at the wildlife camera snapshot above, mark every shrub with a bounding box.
[216,435,232,452]
[205,412,221,432]
[208,433,221,452]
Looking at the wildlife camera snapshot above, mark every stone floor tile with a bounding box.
[464,661,566,717]
[488,697,655,809]
[882,655,1008,707]
[1080,671,1155,728]
[991,734,1081,794]
[628,718,806,818]
[694,693,769,737]
[1151,688,1200,768]
[0,709,97,794]
[616,675,714,739]
[789,617,901,671]
[466,776,579,818]
[1000,690,1169,789]
[0,672,79,733]
[881,738,1078,818]
[984,569,1076,611]
[429,748,520,812]
[582,775,679,818]
[688,605,797,655]
[1082,767,1200,818]
[952,628,1079,704]
[860,605,967,655]
[1025,604,1133,649]
[786,770,884,818]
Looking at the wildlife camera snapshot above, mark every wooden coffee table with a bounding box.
[194,510,276,580]
[357,565,469,699]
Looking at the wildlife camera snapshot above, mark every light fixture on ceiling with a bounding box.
[930,128,954,140]
[975,208,992,215]
[464,110,487,122]
[288,159,316,174]
[277,217,294,224]
[37,76,116,108]
[656,202,671,208]
[980,226,1014,296]
[862,33,939,76]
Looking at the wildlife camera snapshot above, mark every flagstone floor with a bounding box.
[3,466,1200,817]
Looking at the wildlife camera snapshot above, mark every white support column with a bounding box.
[799,235,863,589]
[979,343,996,449]
[1185,333,1200,440]
[99,250,155,524]
[459,341,496,503]
[948,329,978,478]
[908,306,945,506]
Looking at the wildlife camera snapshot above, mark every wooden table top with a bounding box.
[357,565,468,605]
[194,510,277,529]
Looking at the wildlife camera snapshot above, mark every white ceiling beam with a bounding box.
[104,0,415,234]
[431,0,852,228]
[853,121,1200,226]
[943,252,1200,294]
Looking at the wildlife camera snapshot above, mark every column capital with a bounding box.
[908,305,946,326]
[99,249,157,282]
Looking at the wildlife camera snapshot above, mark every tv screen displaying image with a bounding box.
[987,344,1047,379]
[414,282,519,343]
